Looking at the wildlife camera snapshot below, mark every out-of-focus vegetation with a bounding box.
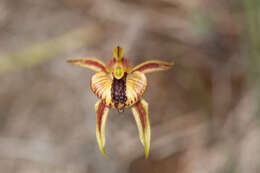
[0,0,259,173]
[244,0,260,110]
[0,26,103,76]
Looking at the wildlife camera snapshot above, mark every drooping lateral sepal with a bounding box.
[95,100,110,156]
[67,57,108,72]
[133,60,174,74]
[131,99,150,158]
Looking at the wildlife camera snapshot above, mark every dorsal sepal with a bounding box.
[113,46,124,61]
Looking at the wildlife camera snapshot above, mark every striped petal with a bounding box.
[91,72,112,107]
[67,58,107,72]
[125,71,147,107]
[95,100,110,156]
[132,99,150,158]
[133,60,174,73]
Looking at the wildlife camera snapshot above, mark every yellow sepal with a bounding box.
[95,100,110,157]
[113,46,124,61]
[132,99,150,158]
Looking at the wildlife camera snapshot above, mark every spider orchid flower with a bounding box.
[67,46,173,158]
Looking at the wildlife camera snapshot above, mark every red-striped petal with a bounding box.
[132,60,173,74]
[67,58,108,72]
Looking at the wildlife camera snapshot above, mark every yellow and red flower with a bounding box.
[67,46,173,158]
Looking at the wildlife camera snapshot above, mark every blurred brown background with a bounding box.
[0,0,259,172]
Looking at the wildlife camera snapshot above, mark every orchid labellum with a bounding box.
[67,46,173,158]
